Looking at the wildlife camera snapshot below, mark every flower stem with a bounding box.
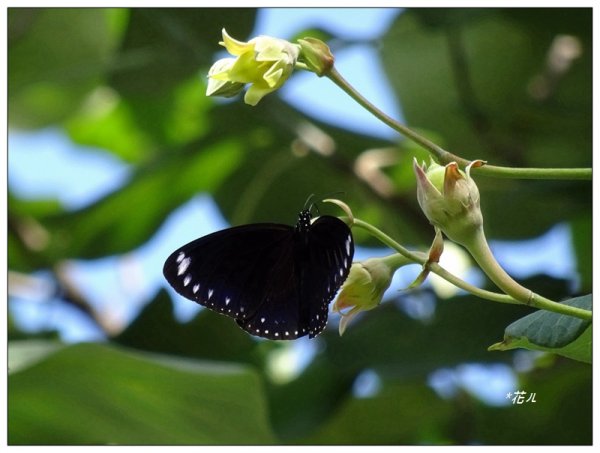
[326,67,592,181]
[348,216,592,320]
[463,228,592,321]
[327,68,450,162]
[348,217,520,305]
[380,253,413,271]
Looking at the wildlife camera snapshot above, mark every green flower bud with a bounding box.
[413,158,485,246]
[207,28,300,106]
[297,37,335,76]
[333,254,408,335]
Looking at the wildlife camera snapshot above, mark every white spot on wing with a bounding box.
[183,274,192,287]
[176,252,185,263]
[225,297,230,306]
[177,257,191,276]
[193,284,200,294]
[208,289,214,299]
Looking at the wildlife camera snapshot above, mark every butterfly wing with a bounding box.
[299,215,354,337]
[163,223,296,330]
[235,215,354,339]
[163,215,354,340]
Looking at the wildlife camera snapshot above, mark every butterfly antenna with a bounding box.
[303,193,316,211]
[309,191,346,214]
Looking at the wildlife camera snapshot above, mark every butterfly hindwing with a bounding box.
[235,215,354,339]
[300,215,354,337]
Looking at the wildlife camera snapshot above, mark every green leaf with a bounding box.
[109,8,257,96]
[8,342,275,445]
[8,340,65,374]
[114,290,260,363]
[8,8,125,128]
[489,294,592,363]
[31,138,242,261]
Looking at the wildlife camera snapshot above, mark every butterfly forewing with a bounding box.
[163,224,293,321]
[163,210,354,340]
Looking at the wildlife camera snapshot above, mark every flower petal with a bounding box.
[227,51,265,83]
[207,57,236,80]
[220,28,253,56]
[262,64,284,88]
[244,84,274,106]
[443,162,463,197]
[338,307,362,336]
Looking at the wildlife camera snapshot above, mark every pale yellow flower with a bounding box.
[207,29,300,106]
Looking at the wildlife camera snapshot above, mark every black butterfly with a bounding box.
[163,208,354,340]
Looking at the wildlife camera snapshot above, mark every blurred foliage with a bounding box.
[8,7,592,445]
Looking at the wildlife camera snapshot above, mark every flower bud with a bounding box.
[333,254,409,335]
[298,37,335,76]
[206,58,245,98]
[413,158,485,246]
[207,28,300,106]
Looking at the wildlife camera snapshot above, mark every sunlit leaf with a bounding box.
[8,342,275,444]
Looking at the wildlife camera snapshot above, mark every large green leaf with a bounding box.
[8,341,275,445]
[489,294,592,363]
[8,340,65,374]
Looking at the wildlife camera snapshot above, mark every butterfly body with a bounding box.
[163,209,354,340]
